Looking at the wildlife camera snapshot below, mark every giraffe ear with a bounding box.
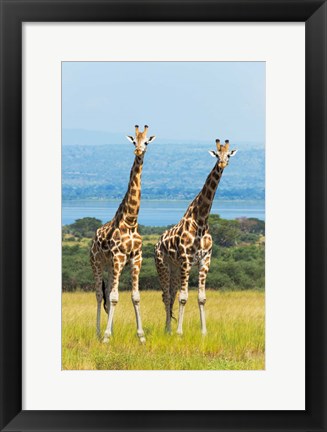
[230,149,238,157]
[147,135,156,143]
[126,136,135,143]
[208,150,218,158]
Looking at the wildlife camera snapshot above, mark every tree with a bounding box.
[237,217,265,235]
[209,216,241,247]
[64,217,102,238]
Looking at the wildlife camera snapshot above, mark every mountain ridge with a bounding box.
[62,128,264,149]
[62,143,265,201]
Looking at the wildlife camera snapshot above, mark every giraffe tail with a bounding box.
[102,280,108,314]
[170,311,177,322]
[170,304,177,321]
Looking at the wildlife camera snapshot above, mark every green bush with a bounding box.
[139,225,171,235]
[142,243,155,258]
[207,271,233,289]
[231,245,264,261]
[63,217,102,238]
[62,216,265,292]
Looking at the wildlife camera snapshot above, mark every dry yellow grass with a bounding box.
[62,290,265,370]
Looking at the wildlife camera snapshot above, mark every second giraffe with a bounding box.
[155,139,237,335]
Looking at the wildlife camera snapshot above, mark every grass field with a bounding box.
[62,290,265,370]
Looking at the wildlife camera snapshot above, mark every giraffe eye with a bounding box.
[145,142,148,146]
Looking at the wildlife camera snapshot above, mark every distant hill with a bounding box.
[62,140,265,201]
[62,128,264,149]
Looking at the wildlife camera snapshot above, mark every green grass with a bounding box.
[141,234,160,245]
[62,290,265,370]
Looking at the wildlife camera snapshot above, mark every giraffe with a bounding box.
[90,125,156,343]
[155,139,237,335]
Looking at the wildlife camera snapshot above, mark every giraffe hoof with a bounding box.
[176,331,183,336]
[165,325,172,335]
[103,336,110,343]
[139,336,146,344]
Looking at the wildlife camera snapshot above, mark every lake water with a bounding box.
[62,199,265,226]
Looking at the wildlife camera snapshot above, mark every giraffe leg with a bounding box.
[90,257,104,339]
[104,262,113,315]
[170,266,180,323]
[103,262,113,334]
[155,248,171,333]
[95,278,103,340]
[103,254,126,343]
[176,260,191,335]
[130,251,146,344]
[198,252,211,335]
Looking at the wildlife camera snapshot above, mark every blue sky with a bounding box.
[62,62,265,144]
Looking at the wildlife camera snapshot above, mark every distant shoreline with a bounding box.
[62,198,265,226]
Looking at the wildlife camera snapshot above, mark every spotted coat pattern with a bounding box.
[154,140,236,335]
[90,126,155,343]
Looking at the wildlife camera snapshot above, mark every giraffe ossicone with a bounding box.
[90,125,156,344]
[155,139,237,336]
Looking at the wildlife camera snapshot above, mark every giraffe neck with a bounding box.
[184,162,224,227]
[114,155,144,227]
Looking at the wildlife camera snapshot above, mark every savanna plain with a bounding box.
[62,291,264,370]
[62,215,265,370]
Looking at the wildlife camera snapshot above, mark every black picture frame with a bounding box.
[1,0,326,431]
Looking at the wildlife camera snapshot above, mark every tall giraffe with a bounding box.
[155,139,237,335]
[90,125,156,343]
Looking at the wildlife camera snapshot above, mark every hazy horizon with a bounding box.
[62,127,264,148]
[62,62,265,205]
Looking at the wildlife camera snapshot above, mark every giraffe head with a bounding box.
[126,125,156,156]
[209,139,237,168]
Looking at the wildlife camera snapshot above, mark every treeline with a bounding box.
[62,215,265,292]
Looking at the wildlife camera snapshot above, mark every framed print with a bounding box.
[0,0,326,431]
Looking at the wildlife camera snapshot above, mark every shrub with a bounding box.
[207,271,233,289]
[61,216,265,292]
[63,217,102,238]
